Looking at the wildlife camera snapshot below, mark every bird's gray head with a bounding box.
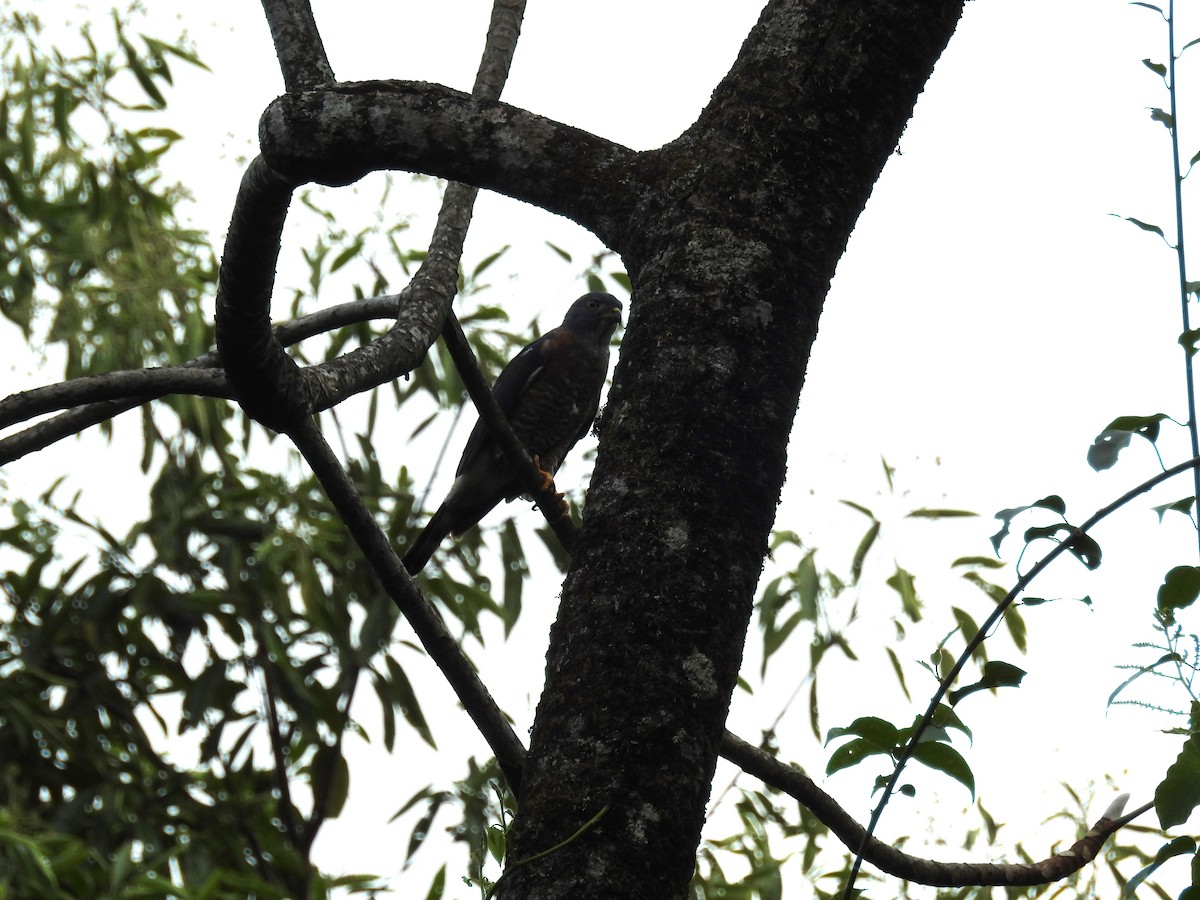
[563,292,623,345]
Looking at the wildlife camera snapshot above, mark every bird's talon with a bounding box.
[532,454,555,491]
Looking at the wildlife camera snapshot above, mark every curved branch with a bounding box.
[0,294,404,465]
[259,0,335,91]
[257,82,640,249]
[720,731,1149,887]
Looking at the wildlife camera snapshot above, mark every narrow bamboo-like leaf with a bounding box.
[386,655,437,748]
[887,566,921,621]
[471,245,510,279]
[1005,605,1028,653]
[1182,37,1200,53]
[850,520,880,585]
[544,241,572,262]
[886,648,910,700]
[1128,1,1164,13]
[329,236,365,273]
[907,508,977,519]
[423,865,446,900]
[952,556,1005,569]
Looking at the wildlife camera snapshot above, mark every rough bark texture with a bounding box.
[499,1,965,897]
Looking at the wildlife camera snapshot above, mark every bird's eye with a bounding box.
[587,300,599,310]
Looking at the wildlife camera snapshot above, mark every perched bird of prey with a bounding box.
[403,292,623,574]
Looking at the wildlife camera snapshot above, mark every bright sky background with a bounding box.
[7,0,1200,895]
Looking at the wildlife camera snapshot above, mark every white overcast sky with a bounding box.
[8,0,1200,894]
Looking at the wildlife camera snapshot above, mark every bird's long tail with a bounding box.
[402,506,454,575]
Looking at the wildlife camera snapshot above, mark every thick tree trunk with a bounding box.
[501,1,965,897]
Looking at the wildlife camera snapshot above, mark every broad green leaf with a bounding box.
[948,661,1026,705]
[826,737,890,776]
[909,742,975,798]
[486,823,507,864]
[826,716,901,749]
[1124,837,1197,897]
[1180,328,1200,357]
[1142,58,1168,77]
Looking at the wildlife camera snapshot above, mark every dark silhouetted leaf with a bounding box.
[1155,711,1200,828]
[1158,565,1200,624]
[1124,837,1196,898]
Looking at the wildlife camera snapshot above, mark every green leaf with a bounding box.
[329,236,365,273]
[1152,496,1195,522]
[1124,837,1197,898]
[1128,1,1164,13]
[825,737,890,776]
[386,655,437,748]
[909,742,975,798]
[1118,215,1168,240]
[886,648,910,700]
[1180,328,1200,357]
[1158,566,1200,624]
[849,520,880,585]
[906,508,977,519]
[948,661,1026,705]
[826,716,901,749]
[1142,58,1168,78]
[952,556,1005,569]
[1183,37,1200,54]
[423,865,447,900]
[322,750,351,820]
[887,566,921,621]
[545,241,572,262]
[471,245,510,279]
[1151,108,1175,131]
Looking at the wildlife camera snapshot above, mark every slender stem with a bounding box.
[1167,0,1200,559]
[842,455,1200,898]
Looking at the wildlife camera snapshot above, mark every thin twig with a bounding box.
[842,455,1200,897]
